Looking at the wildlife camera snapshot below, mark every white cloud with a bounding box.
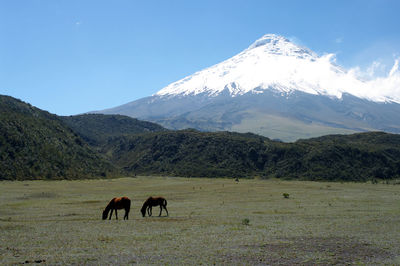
[347,58,400,102]
[351,60,387,80]
[389,58,399,77]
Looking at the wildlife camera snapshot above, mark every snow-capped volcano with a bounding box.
[156,34,400,104]
[97,34,400,141]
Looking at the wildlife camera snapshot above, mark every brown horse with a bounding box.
[140,196,168,217]
[102,196,131,220]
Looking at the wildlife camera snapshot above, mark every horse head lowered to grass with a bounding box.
[102,196,131,220]
[140,196,168,217]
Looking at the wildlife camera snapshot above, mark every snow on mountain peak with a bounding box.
[247,34,289,49]
[155,34,400,104]
[246,34,316,59]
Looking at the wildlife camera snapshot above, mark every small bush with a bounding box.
[283,193,290,199]
[242,218,250,226]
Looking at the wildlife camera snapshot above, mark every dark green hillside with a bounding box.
[2,94,399,181]
[287,132,400,181]
[101,130,400,181]
[103,130,270,177]
[61,114,166,146]
[0,95,117,180]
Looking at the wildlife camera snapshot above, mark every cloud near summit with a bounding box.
[347,57,400,103]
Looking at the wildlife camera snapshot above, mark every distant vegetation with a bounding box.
[101,130,270,178]
[293,133,400,181]
[100,130,400,181]
[1,94,400,181]
[61,114,166,147]
[0,95,117,180]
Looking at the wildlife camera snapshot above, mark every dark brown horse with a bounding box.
[140,196,168,217]
[102,196,131,220]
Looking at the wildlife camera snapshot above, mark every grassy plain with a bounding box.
[1,177,399,265]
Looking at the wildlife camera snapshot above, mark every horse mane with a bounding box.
[141,197,150,211]
[102,198,115,219]
[107,198,116,208]
[102,204,111,219]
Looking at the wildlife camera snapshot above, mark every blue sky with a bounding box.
[1,0,399,115]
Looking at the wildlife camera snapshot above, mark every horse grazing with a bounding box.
[102,196,131,220]
[140,196,168,217]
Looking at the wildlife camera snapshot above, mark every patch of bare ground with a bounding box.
[231,236,393,265]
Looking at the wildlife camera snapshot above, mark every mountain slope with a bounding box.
[98,34,400,141]
[61,114,167,146]
[99,90,400,142]
[0,95,117,180]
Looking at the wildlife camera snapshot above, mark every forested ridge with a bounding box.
[0,95,117,180]
[100,130,400,181]
[1,94,399,181]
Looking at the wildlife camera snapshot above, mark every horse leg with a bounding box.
[164,205,169,216]
[109,209,113,220]
[159,205,162,216]
[148,207,152,217]
[124,208,129,220]
[115,209,118,220]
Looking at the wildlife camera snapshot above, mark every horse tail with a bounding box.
[125,198,131,220]
[164,198,167,207]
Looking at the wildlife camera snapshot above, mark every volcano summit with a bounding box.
[97,34,400,141]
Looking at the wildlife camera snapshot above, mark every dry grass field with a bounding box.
[1,177,399,265]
